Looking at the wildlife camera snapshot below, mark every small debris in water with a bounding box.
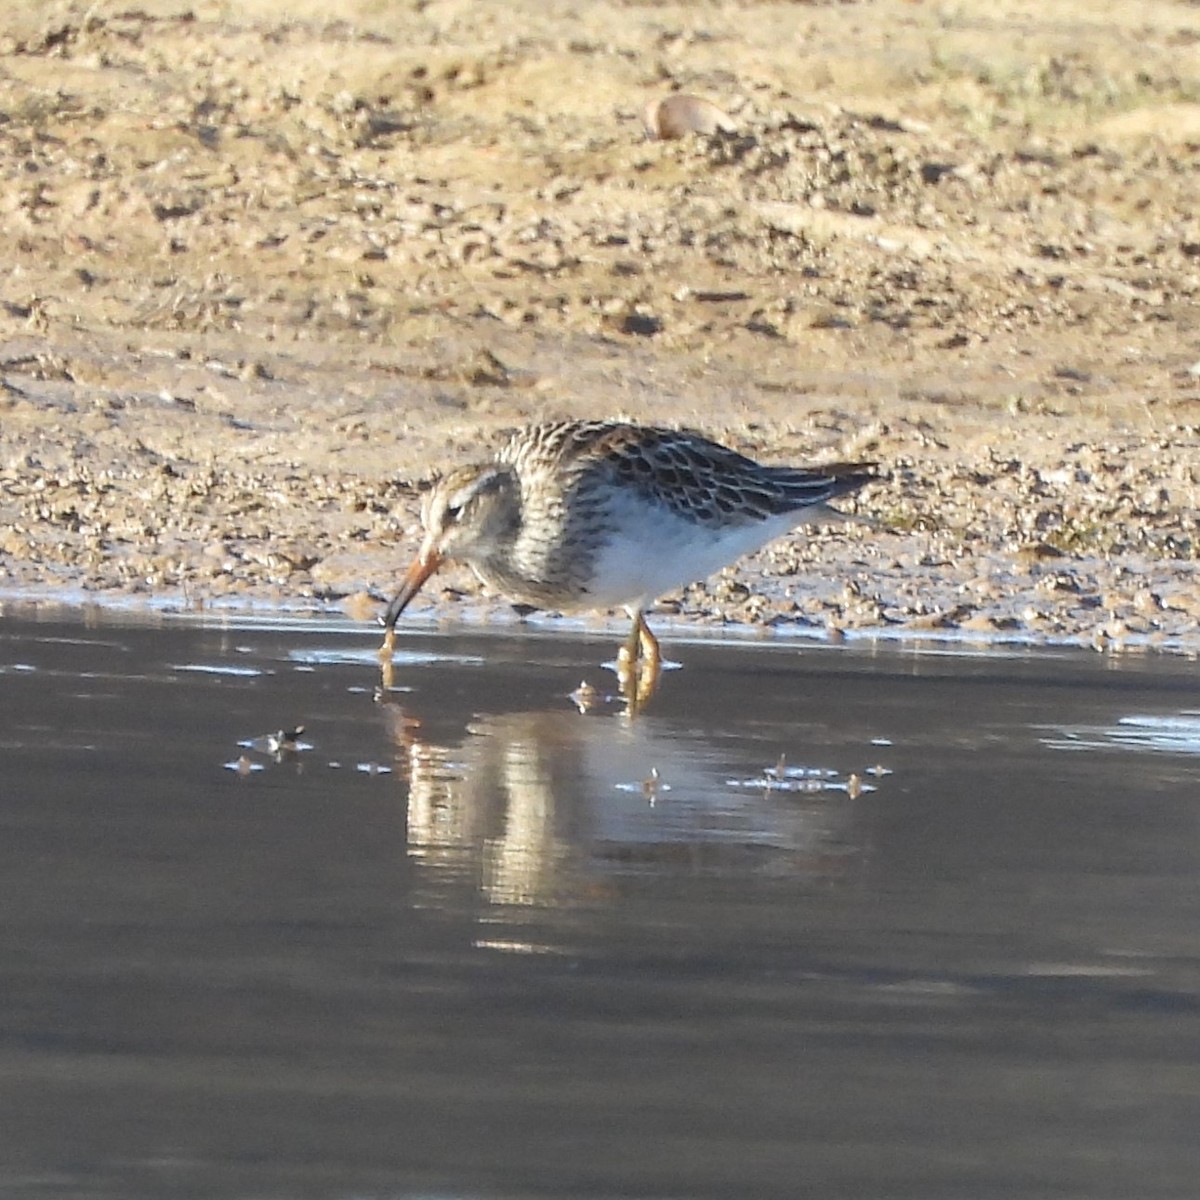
[356,761,393,775]
[570,679,599,712]
[642,767,667,801]
[238,724,312,760]
[614,767,671,801]
[224,755,264,775]
[728,759,878,795]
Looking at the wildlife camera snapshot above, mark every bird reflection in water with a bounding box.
[374,692,870,919]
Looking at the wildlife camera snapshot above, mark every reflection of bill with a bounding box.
[379,701,869,915]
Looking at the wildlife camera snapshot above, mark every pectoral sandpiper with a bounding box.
[381,420,876,705]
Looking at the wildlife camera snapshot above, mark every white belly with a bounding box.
[580,504,809,611]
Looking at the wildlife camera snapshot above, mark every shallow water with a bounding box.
[2,607,1200,1199]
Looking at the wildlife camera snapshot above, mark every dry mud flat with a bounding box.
[1,1,1200,650]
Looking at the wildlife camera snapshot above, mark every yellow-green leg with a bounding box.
[378,624,397,694]
[617,610,662,713]
[635,611,661,673]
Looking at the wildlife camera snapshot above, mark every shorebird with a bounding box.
[380,421,876,705]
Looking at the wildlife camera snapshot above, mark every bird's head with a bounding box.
[381,463,518,628]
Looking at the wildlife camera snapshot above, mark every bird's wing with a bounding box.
[593,427,875,524]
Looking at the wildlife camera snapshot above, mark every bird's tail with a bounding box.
[770,461,879,508]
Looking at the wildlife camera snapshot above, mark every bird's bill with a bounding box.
[381,549,443,629]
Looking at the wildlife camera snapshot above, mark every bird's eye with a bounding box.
[444,502,463,522]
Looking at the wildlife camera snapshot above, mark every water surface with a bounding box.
[2,609,1200,1198]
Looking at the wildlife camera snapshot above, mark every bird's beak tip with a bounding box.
[380,549,444,629]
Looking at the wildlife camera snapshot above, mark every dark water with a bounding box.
[2,607,1200,1199]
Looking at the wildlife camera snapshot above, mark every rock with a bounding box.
[642,94,736,140]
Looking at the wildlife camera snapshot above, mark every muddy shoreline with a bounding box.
[1,2,1199,651]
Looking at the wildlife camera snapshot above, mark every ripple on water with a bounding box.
[288,646,485,667]
[171,662,266,677]
[1041,711,1200,755]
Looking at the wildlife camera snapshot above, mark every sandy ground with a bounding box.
[2,0,1200,651]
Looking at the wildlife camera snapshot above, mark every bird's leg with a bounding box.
[631,611,662,709]
[378,624,397,694]
[379,623,397,660]
[378,649,396,694]
[618,611,643,670]
[616,612,641,700]
[617,610,662,714]
[635,612,661,674]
